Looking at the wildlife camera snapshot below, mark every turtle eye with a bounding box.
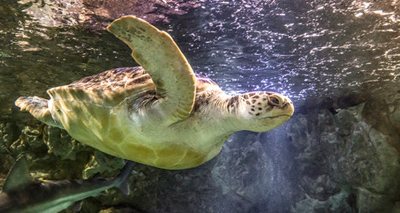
[269,96,281,106]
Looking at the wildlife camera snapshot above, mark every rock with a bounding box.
[82,151,125,179]
[211,132,274,212]
[45,126,89,161]
[0,122,20,172]
[356,187,397,213]
[99,207,145,213]
[19,0,200,31]
[291,191,355,213]
[287,96,400,212]
[390,99,400,128]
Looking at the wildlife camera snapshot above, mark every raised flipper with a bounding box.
[107,16,196,125]
[15,96,64,129]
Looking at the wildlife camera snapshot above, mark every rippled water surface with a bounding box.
[168,0,400,103]
[1,0,399,115]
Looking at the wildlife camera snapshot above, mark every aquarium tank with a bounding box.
[0,0,399,212]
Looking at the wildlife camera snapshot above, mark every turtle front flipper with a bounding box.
[15,96,64,129]
[107,16,196,125]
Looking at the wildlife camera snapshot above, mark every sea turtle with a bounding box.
[15,16,294,170]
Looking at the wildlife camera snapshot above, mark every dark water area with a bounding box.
[1,0,400,212]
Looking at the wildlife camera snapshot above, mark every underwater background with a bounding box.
[1,0,400,212]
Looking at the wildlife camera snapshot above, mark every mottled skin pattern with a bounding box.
[15,16,294,170]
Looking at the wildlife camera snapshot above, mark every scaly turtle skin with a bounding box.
[15,16,294,170]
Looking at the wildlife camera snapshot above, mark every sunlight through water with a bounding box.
[167,0,400,106]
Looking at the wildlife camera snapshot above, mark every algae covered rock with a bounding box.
[19,0,200,31]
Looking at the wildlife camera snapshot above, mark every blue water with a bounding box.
[166,0,400,106]
[1,0,398,113]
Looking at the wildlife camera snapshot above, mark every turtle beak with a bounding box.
[283,99,294,117]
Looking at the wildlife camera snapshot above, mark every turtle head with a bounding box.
[233,92,294,132]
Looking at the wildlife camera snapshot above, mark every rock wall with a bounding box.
[19,0,199,31]
[288,93,400,212]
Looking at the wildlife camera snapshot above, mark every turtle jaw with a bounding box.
[258,114,292,132]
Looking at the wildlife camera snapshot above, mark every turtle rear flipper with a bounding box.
[107,16,196,125]
[15,96,64,129]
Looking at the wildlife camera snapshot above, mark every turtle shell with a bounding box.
[46,67,223,169]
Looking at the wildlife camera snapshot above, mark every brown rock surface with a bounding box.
[19,0,200,31]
